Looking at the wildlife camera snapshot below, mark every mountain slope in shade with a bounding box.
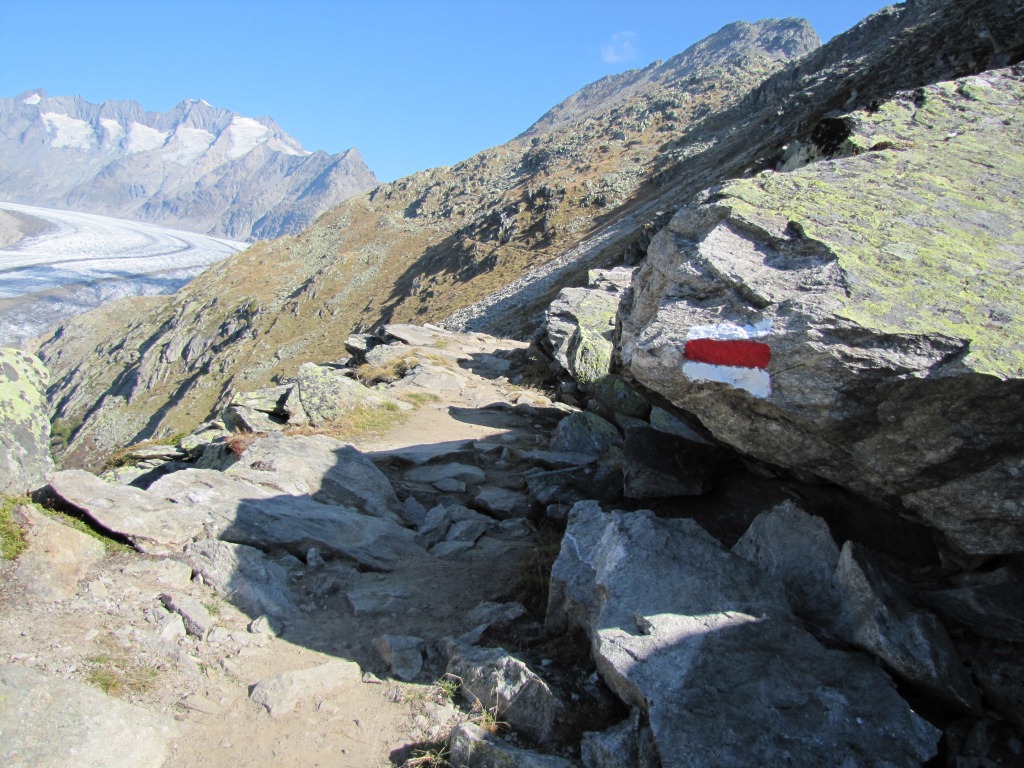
[0,94,378,241]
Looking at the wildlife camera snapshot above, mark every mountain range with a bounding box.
[0,91,377,240]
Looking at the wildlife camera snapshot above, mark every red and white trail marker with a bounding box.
[682,319,773,398]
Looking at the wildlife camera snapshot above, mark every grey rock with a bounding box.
[0,349,53,495]
[382,323,450,347]
[249,659,362,719]
[525,463,622,507]
[345,333,382,359]
[225,433,404,522]
[418,504,454,546]
[549,412,622,455]
[732,501,842,626]
[221,404,285,433]
[400,495,429,527]
[433,477,466,492]
[374,634,425,681]
[13,504,104,600]
[835,542,982,712]
[446,641,568,746]
[404,462,487,485]
[547,502,940,766]
[473,486,533,519]
[185,539,299,619]
[121,558,193,588]
[581,709,659,768]
[249,614,285,636]
[48,468,207,554]
[370,439,476,467]
[160,592,215,640]
[622,426,729,498]
[230,385,292,415]
[618,93,1024,555]
[449,722,575,768]
[119,444,188,464]
[967,646,1024,732]
[648,406,712,444]
[0,664,178,768]
[430,540,476,558]
[591,374,650,420]
[153,466,423,570]
[921,565,1024,644]
[295,362,404,425]
[544,285,620,388]
[390,363,469,397]
[179,423,230,459]
[520,450,599,469]
[446,518,490,544]
[345,583,412,616]
[466,601,528,627]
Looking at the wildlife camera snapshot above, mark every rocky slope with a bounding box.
[37,18,821,469]
[4,322,1022,765]
[0,92,377,240]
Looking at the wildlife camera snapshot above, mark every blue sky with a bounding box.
[1,1,891,182]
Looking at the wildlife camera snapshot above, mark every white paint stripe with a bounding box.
[682,361,772,398]
[686,318,772,341]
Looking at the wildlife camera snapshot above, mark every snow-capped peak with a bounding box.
[22,92,42,105]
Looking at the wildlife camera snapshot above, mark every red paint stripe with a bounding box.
[684,339,772,369]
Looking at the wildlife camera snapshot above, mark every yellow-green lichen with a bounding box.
[718,72,1024,378]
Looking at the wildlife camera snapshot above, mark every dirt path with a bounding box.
[1,332,565,767]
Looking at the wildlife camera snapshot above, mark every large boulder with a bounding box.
[619,69,1024,556]
[0,664,178,768]
[547,502,940,767]
[0,348,53,495]
[224,433,404,522]
[47,469,207,555]
[150,468,424,571]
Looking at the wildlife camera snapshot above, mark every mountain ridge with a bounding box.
[0,91,378,240]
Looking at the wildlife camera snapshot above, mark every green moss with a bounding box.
[718,73,1024,378]
[0,496,29,560]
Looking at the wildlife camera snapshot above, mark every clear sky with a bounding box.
[1,0,892,183]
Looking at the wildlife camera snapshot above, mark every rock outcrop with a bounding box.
[547,502,941,766]
[0,348,53,494]
[620,67,1024,556]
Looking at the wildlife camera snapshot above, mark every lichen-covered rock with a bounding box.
[620,69,1024,556]
[294,362,403,426]
[549,412,623,455]
[0,348,52,494]
[543,272,627,388]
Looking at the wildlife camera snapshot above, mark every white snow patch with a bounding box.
[22,93,42,105]
[200,99,212,107]
[165,125,215,164]
[267,136,310,156]
[100,118,126,144]
[126,122,169,153]
[41,112,97,150]
[225,116,271,159]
